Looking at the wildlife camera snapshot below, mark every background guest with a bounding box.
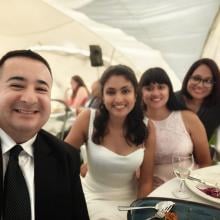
[65,75,90,109]
[85,79,102,109]
[76,79,101,116]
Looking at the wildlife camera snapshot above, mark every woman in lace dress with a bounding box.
[65,64,155,220]
[139,67,212,188]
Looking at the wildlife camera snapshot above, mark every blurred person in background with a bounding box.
[76,79,102,116]
[85,79,102,109]
[65,75,90,109]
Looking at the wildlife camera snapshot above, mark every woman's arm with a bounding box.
[182,110,212,167]
[64,109,90,149]
[137,120,156,198]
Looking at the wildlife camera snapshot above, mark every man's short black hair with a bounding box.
[0,49,52,76]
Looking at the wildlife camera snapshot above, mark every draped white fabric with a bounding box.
[203,11,220,66]
[0,0,220,99]
[72,0,220,80]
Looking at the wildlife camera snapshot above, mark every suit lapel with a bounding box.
[33,133,56,219]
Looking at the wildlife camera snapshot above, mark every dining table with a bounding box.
[148,164,220,209]
[125,165,220,219]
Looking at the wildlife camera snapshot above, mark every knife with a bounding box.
[187,176,219,188]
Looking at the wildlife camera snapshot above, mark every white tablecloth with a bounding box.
[148,164,220,209]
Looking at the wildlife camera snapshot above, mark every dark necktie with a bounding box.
[3,145,31,220]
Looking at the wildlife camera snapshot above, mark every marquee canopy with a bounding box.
[0,0,219,99]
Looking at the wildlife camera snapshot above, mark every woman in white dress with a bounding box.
[65,65,155,220]
[139,67,212,188]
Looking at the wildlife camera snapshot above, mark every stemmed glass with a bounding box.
[172,153,194,199]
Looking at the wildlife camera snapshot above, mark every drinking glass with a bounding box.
[172,153,194,199]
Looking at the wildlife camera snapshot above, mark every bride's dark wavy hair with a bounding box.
[92,64,148,146]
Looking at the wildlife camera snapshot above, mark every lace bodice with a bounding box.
[145,111,193,187]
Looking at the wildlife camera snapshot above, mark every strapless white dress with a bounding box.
[81,109,145,220]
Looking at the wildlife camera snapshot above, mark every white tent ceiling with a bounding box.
[0,0,219,99]
[57,0,220,80]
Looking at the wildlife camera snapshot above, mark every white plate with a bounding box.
[185,165,220,204]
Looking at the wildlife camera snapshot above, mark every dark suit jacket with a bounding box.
[0,129,90,220]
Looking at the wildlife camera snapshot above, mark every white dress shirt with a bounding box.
[0,128,36,220]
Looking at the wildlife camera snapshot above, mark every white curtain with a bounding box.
[202,10,220,68]
[73,0,220,80]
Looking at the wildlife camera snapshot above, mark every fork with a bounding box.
[145,204,173,220]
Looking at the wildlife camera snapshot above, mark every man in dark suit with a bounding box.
[0,50,89,219]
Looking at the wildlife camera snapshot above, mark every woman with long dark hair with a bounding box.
[176,58,220,141]
[65,64,155,220]
[66,75,89,108]
[139,67,211,188]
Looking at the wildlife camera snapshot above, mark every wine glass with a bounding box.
[172,153,194,199]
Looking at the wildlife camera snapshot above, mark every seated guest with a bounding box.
[139,67,212,188]
[175,58,220,142]
[76,79,101,116]
[65,75,90,109]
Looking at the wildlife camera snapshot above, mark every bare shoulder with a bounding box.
[181,110,199,122]
[75,108,91,126]
[78,86,88,95]
[180,110,203,132]
[64,109,93,146]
